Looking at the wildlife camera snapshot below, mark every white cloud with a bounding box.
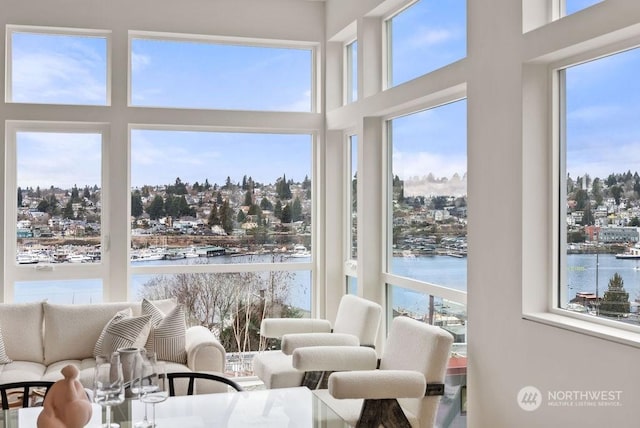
[393,151,466,181]
[17,133,101,189]
[12,52,105,104]
[131,52,151,73]
[568,105,621,122]
[408,28,455,49]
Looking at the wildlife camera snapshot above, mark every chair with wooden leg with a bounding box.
[293,316,454,428]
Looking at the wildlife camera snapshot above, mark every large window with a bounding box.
[130,36,313,112]
[386,0,466,88]
[9,125,105,266]
[387,100,467,291]
[130,130,312,265]
[7,27,109,105]
[559,46,640,326]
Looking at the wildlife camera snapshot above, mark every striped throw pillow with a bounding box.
[0,325,12,364]
[93,309,151,356]
[142,299,187,364]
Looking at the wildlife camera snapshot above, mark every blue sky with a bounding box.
[11,0,622,192]
[566,46,640,180]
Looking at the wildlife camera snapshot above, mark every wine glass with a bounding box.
[94,352,125,428]
[139,360,168,428]
[131,351,155,428]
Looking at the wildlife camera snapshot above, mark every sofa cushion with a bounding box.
[142,299,187,364]
[43,302,134,365]
[0,325,12,364]
[94,312,151,356]
[0,361,46,383]
[0,302,44,363]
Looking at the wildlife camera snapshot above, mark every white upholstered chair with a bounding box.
[252,294,382,389]
[293,316,454,428]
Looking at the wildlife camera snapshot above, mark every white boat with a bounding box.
[67,254,91,263]
[615,246,640,259]
[289,245,311,258]
[16,253,39,264]
[130,248,167,262]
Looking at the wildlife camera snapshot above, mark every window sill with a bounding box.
[523,312,640,348]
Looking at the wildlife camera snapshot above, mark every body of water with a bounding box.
[16,254,632,312]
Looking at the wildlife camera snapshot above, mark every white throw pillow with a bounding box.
[0,325,12,364]
[142,298,187,364]
[94,309,151,357]
[0,302,43,363]
[44,302,136,364]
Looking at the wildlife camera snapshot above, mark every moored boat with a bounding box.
[615,245,640,259]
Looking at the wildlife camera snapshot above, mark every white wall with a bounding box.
[326,0,640,427]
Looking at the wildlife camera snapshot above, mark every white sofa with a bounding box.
[0,300,226,390]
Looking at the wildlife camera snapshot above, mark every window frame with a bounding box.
[127,123,317,300]
[381,98,468,313]
[4,120,111,301]
[521,33,640,347]
[5,25,112,106]
[344,38,358,105]
[127,31,319,113]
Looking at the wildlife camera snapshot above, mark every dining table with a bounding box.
[0,386,349,427]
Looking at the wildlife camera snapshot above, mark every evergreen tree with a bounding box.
[248,204,262,217]
[591,177,603,207]
[83,186,91,199]
[274,200,283,219]
[216,192,223,205]
[276,174,292,200]
[302,175,311,190]
[204,179,211,190]
[167,177,187,195]
[208,204,220,225]
[71,185,80,202]
[292,197,302,222]
[242,175,248,190]
[178,195,195,217]
[281,204,292,223]
[17,187,22,207]
[224,176,232,190]
[164,195,179,218]
[131,191,144,217]
[220,199,234,234]
[63,200,75,219]
[237,210,247,223]
[611,185,623,205]
[37,194,58,215]
[244,190,253,206]
[146,195,165,220]
[574,189,589,211]
[599,272,630,318]
[260,197,273,211]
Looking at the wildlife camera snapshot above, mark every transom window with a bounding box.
[130,35,314,112]
[386,0,466,87]
[6,26,109,105]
